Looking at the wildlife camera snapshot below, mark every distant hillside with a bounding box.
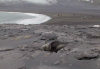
[0,0,100,15]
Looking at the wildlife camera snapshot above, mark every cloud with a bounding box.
[0,0,58,5]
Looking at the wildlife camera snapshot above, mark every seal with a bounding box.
[42,41,65,53]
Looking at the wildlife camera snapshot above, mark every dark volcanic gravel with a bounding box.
[0,24,100,69]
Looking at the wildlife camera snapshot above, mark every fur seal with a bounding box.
[42,41,65,53]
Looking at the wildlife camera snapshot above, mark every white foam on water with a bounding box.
[0,11,51,25]
[93,25,100,27]
[0,0,58,5]
[25,0,58,5]
[79,0,94,3]
[17,13,51,25]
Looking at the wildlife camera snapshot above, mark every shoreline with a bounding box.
[0,11,51,25]
[1,10,100,25]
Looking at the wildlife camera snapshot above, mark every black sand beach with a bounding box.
[0,11,100,69]
[1,0,100,69]
[0,24,100,69]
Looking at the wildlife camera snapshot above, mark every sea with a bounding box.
[0,11,51,25]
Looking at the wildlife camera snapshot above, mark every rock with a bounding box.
[87,34,100,39]
[12,35,32,40]
[0,48,14,52]
[23,35,32,39]
[18,66,26,69]
[34,29,48,35]
[19,46,27,51]
[54,61,61,65]
[57,33,78,43]
[57,36,68,43]
[86,31,100,39]
[90,48,100,54]
[0,36,8,40]
[75,49,99,60]
[57,36,74,43]
[41,31,57,40]
[41,41,65,53]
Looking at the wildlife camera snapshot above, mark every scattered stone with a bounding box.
[23,35,32,39]
[54,61,61,65]
[0,36,8,40]
[31,51,41,58]
[57,36,75,43]
[13,36,23,40]
[0,48,14,52]
[90,48,100,54]
[75,50,99,60]
[21,28,29,31]
[18,66,26,69]
[41,31,57,40]
[87,34,100,39]
[86,31,100,39]
[34,29,48,35]
[19,45,28,51]
[41,41,65,53]
[12,35,32,40]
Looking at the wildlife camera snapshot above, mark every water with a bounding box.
[0,11,51,25]
[79,0,100,5]
[0,0,57,5]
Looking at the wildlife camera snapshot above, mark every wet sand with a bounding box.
[0,24,100,69]
[44,13,100,25]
